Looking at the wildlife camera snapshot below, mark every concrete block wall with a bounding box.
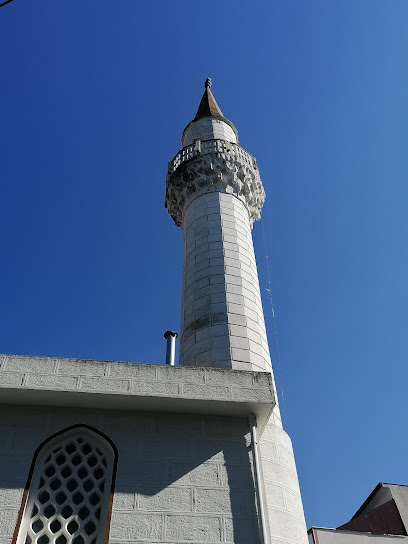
[182,119,237,147]
[180,191,273,375]
[0,405,260,544]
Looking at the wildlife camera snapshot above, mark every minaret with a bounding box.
[165,79,308,544]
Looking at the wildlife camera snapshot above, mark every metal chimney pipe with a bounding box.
[164,331,178,366]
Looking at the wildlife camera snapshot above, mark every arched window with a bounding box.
[14,425,117,544]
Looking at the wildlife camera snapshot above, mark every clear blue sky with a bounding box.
[1,0,408,530]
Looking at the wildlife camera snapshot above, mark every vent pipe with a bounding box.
[164,331,178,366]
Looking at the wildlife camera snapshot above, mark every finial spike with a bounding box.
[205,77,212,89]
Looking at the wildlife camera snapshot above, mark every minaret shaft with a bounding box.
[181,192,273,373]
[165,82,308,544]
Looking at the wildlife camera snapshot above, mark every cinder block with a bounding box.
[229,361,253,372]
[0,453,30,481]
[219,463,252,488]
[131,381,180,397]
[262,458,299,492]
[224,515,259,544]
[110,512,163,540]
[194,337,212,353]
[57,359,107,376]
[204,416,249,438]
[183,383,230,399]
[157,366,205,384]
[3,356,57,375]
[192,438,243,463]
[227,302,246,316]
[196,324,228,342]
[142,437,189,459]
[206,370,252,387]
[0,508,19,537]
[196,488,249,514]
[80,376,130,393]
[12,429,51,451]
[139,486,192,512]
[211,292,226,304]
[155,414,202,437]
[0,372,24,387]
[112,490,136,510]
[210,302,228,314]
[109,362,157,380]
[0,487,24,507]
[166,514,222,542]
[230,336,249,350]
[166,461,219,487]
[224,274,242,286]
[210,274,225,284]
[265,507,307,543]
[211,336,229,349]
[226,293,244,305]
[231,386,273,403]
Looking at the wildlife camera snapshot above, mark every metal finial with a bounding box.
[205,77,212,89]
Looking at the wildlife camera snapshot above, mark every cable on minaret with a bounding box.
[261,217,289,431]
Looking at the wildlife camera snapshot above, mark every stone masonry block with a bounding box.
[0,487,24,507]
[224,515,260,544]
[227,314,247,327]
[230,336,250,350]
[196,488,248,514]
[12,429,51,451]
[112,490,136,510]
[195,324,229,342]
[0,372,24,387]
[110,512,163,541]
[116,459,164,485]
[2,356,57,374]
[194,337,212,353]
[210,274,226,284]
[131,380,180,396]
[80,376,130,393]
[219,464,253,488]
[166,514,222,542]
[0,453,30,481]
[166,461,219,487]
[211,335,229,349]
[0,508,19,537]
[231,386,273,403]
[142,437,189,459]
[110,363,157,380]
[191,439,243,463]
[139,486,192,513]
[205,369,253,387]
[228,361,253,372]
[155,414,203,437]
[211,292,227,304]
[57,359,107,376]
[266,508,307,544]
[182,384,230,399]
[26,374,78,390]
[262,458,300,492]
[204,416,249,438]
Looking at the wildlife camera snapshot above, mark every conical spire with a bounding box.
[193,77,224,121]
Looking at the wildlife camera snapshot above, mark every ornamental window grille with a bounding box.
[16,426,116,544]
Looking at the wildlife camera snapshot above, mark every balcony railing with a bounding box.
[167,139,258,176]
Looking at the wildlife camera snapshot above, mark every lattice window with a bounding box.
[17,427,115,544]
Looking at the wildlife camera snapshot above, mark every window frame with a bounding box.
[12,424,118,544]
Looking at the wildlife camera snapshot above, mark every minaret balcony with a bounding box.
[165,139,265,228]
[167,138,258,176]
